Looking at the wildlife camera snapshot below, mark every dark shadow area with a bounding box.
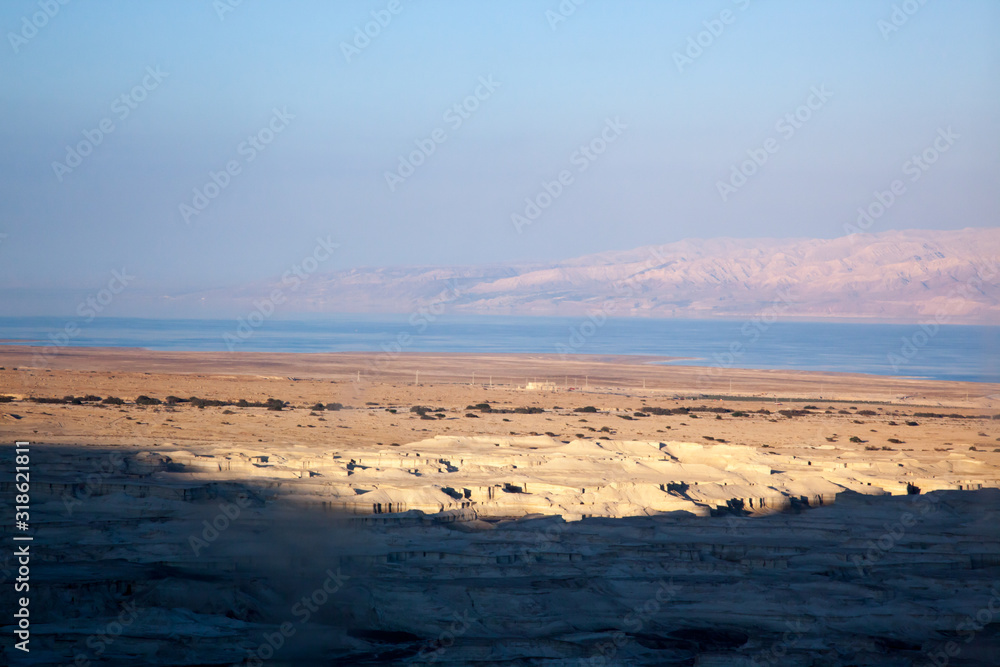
[1,443,999,665]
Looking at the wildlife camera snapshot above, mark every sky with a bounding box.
[1,0,998,316]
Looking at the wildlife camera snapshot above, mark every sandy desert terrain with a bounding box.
[2,347,999,665]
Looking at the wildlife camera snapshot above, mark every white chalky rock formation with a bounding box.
[2,440,999,665]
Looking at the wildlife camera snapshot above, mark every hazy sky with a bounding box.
[1,0,998,312]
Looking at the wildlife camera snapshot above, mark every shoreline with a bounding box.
[2,344,998,408]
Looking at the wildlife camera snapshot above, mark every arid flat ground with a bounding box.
[3,347,1000,664]
[3,346,998,453]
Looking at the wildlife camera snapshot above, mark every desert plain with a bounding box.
[2,346,1000,665]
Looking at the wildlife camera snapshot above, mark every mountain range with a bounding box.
[183,228,1000,325]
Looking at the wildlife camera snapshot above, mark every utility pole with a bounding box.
[356,370,360,382]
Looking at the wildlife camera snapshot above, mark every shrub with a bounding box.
[82,395,102,402]
[857,409,876,416]
[311,403,325,411]
[327,402,343,411]
[0,395,13,403]
[905,421,919,426]
[411,405,429,415]
[574,406,598,413]
[888,438,904,444]
[165,396,185,405]
[266,398,285,411]
[102,396,124,405]
[514,407,544,414]
[907,482,921,495]
[850,436,863,443]
[135,395,161,406]
[731,411,747,417]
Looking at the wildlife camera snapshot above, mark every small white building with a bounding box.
[525,381,557,391]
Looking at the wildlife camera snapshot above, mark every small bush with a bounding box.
[135,395,161,406]
[575,406,598,413]
[311,403,325,411]
[327,402,343,411]
[0,395,13,403]
[905,421,919,426]
[850,436,863,443]
[102,396,124,405]
[888,438,904,444]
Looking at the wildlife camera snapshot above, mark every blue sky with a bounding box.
[1,0,998,314]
